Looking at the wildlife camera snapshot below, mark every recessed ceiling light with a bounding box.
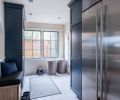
[29,13,32,15]
[57,17,61,20]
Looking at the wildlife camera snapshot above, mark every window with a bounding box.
[24,31,59,58]
[44,31,59,58]
[24,31,41,58]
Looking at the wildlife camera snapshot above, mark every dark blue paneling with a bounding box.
[71,0,82,26]
[71,59,82,99]
[4,3,24,71]
[68,0,82,99]
[71,24,82,59]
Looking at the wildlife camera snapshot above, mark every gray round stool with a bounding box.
[47,61,56,75]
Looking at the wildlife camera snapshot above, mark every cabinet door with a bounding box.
[71,24,82,59]
[71,24,82,99]
[5,3,23,71]
[71,59,82,98]
[69,0,82,99]
[71,0,82,26]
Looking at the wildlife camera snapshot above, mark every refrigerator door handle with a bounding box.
[96,7,99,100]
[100,5,104,100]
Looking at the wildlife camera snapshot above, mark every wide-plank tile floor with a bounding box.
[22,74,79,100]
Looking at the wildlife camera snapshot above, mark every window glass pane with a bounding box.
[44,41,50,48]
[44,32,50,40]
[51,32,58,40]
[33,31,40,40]
[51,41,57,48]
[33,50,40,58]
[44,48,50,57]
[25,50,32,58]
[25,40,32,49]
[25,31,32,40]
[51,49,58,57]
[33,40,40,49]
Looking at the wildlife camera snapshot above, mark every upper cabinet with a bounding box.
[82,0,102,12]
[68,0,82,26]
[4,2,24,71]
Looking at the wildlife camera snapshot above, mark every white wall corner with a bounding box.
[0,0,5,58]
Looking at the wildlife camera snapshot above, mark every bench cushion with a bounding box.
[0,71,23,87]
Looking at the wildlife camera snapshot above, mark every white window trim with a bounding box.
[24,30,59,59]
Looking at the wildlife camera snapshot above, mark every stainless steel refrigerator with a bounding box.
[82,0,120,100]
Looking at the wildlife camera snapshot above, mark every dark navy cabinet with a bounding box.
[71,1,82,26]
[71,24,82,59]
[71,59,82,98]
[68,0,82,99]
[4,3,24,71]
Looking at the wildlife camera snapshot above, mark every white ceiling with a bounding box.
[4,0,70,24]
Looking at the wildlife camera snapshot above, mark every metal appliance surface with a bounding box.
[82,2,102,100]
[102,0,120,100]
[82,0,120,100]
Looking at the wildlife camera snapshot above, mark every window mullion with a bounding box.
[41,31,43,58]
[50,32,51,57]
[40,31,43,58]
[57,32,59,57]
[32,31,33,58]
[39,31,41,58]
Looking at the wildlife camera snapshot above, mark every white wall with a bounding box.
[64,24,70,60]
[0,0,4,77]
[64,23,70,73]
[24,22,65,75]
[0,0,4,58]
[25,59,46,75]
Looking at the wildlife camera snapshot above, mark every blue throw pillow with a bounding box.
[1,62,18,77]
